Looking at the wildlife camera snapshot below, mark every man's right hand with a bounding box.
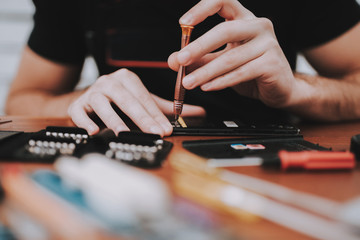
[68,68,205,136]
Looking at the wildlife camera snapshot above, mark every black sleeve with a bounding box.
[294,0,360,50]
[28,0,87,64]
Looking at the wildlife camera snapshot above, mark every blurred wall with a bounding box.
[0,0,97,115]
[0,0,34,115]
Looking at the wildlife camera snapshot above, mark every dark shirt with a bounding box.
[28,0,360,121]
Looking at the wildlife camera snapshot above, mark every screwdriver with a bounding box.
[173,24,194,121]
[207,150,356,170]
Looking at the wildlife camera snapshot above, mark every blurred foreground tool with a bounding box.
[207,150,355,170]
[169,151,360,240]
[0,167,104,240]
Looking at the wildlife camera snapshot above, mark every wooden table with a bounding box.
[1,116,360,240]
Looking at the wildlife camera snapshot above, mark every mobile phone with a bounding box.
[171,117,300,136]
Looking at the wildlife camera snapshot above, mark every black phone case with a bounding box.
[171,117,300,136]
[182,135,329,159]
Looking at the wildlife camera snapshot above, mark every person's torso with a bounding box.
[78,0,297,75]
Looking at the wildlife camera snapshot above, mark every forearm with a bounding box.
[5,89,85,117]
[286,72,360,121]
[5,46,86,117]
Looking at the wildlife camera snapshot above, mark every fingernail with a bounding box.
[150,125,162,135]
[162,122,173,133]
[178,51,191,65]
[183,75,194,88]
[88,125,98,135]
[201,82,211,91]
[180,13,193,25]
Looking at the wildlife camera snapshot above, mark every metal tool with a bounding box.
[173,24,194,121]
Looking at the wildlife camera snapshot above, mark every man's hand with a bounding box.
[168,0,299,108]
[68,68,205,136]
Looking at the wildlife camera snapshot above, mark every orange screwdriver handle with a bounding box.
[278,150,356,170]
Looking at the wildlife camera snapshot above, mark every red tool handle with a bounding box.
[278,150,356,170]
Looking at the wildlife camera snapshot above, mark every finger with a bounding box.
[88,92,130,134]
[110,69,173,135]
[68,103,100,135]
[182,34,266,89]
[168,50,222,72]
[182,104,207,117]
[151,94,206,117]
[143,94,173,135]
[101,81,166,137]
[180,0,254,26]
[201,50,294,107]
[177,19,262,66]
[200,51,284,102]
[167,51,180,71]
[112,93,166,136]
[200,55,263,92]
